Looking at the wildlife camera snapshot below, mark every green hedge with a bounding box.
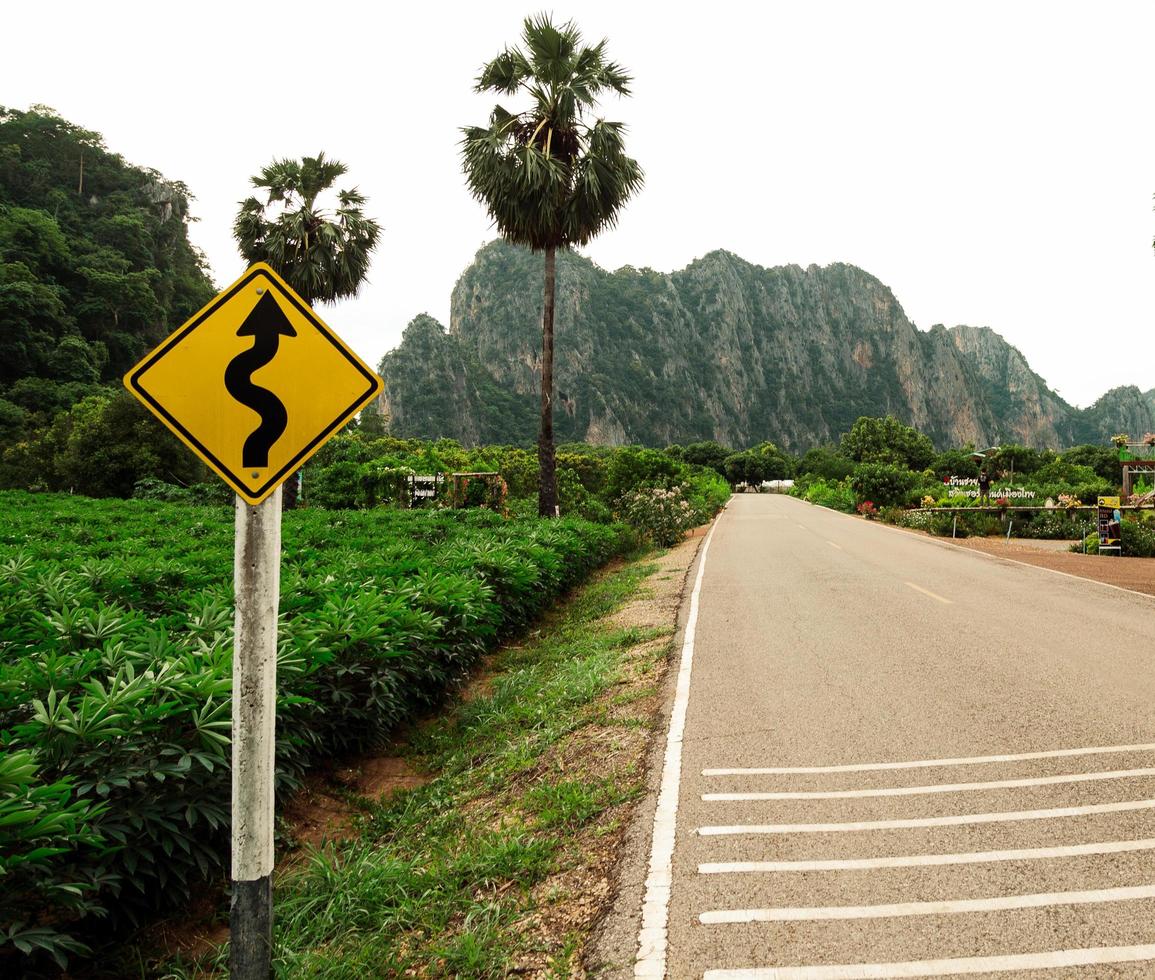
[0,493,629,970]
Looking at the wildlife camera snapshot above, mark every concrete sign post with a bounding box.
[123,264,382,978]
[229,488,282,975]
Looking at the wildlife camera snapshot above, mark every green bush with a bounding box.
[849,462,918,508]
[796,446,854,482]
[1017,509,1089,540]
[603,447,681,502]
[795,477,855,513]
[617,484,696,547]
[0,493,629,969]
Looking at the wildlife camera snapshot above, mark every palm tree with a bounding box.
[233,153,381,507]
[462,15,643,516]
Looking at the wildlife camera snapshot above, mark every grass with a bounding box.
[156,557,669,979]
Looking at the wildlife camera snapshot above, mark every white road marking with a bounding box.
[697,797,1155,835]
[700,882,1155,924]
[827,541,842,550]
[880,515,1155,603]
[797,524,807,530]
[702,943,1155,979]
[698,837,1155,874]
[633,518,718,979]
[702,766,1155,801]
[703,741,1155,776]
[904,580,951,603]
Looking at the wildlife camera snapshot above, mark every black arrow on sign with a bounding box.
[224,290,297,469]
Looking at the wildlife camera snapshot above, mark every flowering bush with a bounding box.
[994,496,1010,509]
[1144,433,1155,447]
[618,484,697,546]
[1112,433,1130,448]
[857,500,879,519]
[921,494,937,507]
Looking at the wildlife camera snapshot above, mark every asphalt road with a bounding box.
[646,493,1155,979]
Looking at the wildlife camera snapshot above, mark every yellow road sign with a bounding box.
[124,263,382,505]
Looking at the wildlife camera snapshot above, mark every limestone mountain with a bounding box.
[379,240,1150,450]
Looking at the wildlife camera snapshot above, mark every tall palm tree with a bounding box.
[233,153,381,507]
[462,15,643,516]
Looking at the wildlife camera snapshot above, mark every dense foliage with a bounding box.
[0,493,630,971]
[0,106,215,451]
[789,414,1125,542]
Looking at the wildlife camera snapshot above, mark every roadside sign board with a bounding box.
[124,263,382,504]
[1097,495,1122,552]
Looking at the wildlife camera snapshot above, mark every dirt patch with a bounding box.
[944,535,1155,596]
[283,756,430,852]
[139,886,230,976]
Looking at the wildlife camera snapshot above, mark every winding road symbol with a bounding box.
[124,262,382,505]
[223,291,296,468]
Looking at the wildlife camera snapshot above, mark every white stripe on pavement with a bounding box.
[701,766,1155,801]
[633,519,719,979]
[698,837,1155,874]
[827,541,842,550]
[702,943,1155,979]
[904,580,951,603]
[697,797,1155,835]
[700,882,1155,924]
[703,741,1155,776]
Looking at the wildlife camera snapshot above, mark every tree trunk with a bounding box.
[538,246,558,517]
[281,472,300,510]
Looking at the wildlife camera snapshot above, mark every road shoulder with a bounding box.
[586,528,710,978]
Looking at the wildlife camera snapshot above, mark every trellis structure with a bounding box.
[1118,443,1155,500]
[449,472,506,510]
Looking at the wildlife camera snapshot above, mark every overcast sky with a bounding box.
[7,0,1153,408]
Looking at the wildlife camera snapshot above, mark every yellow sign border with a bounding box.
[124,263,382,505]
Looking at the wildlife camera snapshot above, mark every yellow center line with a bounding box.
[905,581,952,604]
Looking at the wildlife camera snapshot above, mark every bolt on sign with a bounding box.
[123,263,382,503]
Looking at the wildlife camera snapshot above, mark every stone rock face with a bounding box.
[380,241,1151,449]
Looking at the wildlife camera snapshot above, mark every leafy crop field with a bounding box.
[0,491,629,971]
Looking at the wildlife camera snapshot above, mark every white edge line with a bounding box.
[697,797,1155,835]
[701,766,1155,801]
[699,883,1155,924]
[807,496,1155,603]
[703,741,1155,775]
[702,943,1155,979]
[827,541,842,550]
[698,837,1155,873]
[633,515,718,978]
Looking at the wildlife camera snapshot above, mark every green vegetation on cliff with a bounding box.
[380,240,1152,451]
[0,106,215,448]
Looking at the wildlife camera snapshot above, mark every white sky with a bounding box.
[6,0,1153,408]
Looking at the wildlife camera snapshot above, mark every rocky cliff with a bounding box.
[379,241,1151,450]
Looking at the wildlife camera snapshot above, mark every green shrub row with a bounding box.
[1077,515,1155,557]
[0,492,630,970]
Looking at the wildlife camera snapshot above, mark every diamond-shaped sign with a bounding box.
[124,263,382,505]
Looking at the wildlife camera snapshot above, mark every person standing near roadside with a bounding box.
[979,467,991,504]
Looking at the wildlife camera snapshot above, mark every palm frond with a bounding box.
[461,16,642,252]
[232,155,380,303]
